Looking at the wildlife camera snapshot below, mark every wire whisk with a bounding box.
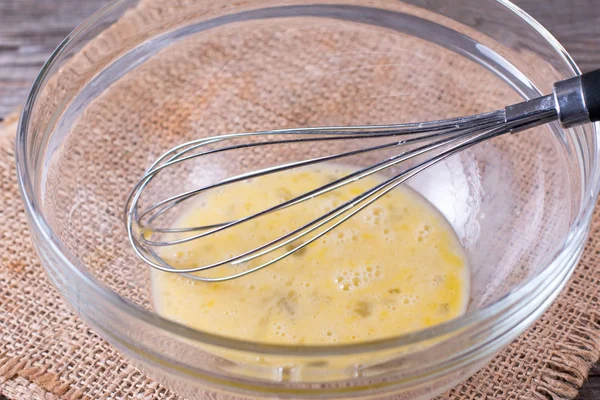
[125,70,600,282]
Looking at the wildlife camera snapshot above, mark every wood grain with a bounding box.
[0,0,598,399]
[0,0,109,117]
[578,364,600,400]
[515,0,600,73]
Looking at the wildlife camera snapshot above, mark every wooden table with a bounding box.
[0,0,598,399]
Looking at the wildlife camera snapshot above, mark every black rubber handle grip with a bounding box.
[581,69,600,123]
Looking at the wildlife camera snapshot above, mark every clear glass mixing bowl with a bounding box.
[16,0,600,398]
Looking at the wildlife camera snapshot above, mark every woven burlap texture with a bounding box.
[1,0,600,399]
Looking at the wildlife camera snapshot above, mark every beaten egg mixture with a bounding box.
[151,164,469,344]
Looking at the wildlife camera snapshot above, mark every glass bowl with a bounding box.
[16,0,599,399]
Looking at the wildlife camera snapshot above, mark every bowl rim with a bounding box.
[15,0,594,357]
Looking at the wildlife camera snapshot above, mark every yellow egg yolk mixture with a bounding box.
[151,164,469,345]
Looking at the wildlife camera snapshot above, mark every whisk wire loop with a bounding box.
[126,112,507,281]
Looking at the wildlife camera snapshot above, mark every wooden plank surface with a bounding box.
[0,0,598,399]
[578,364,600,400]
[0,0,110,117]
[1,0,600,118]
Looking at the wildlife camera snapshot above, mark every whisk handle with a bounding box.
[581,69,600,123]
[554,69,600,128]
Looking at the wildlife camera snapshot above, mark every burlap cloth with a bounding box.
[1,0,600,399]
